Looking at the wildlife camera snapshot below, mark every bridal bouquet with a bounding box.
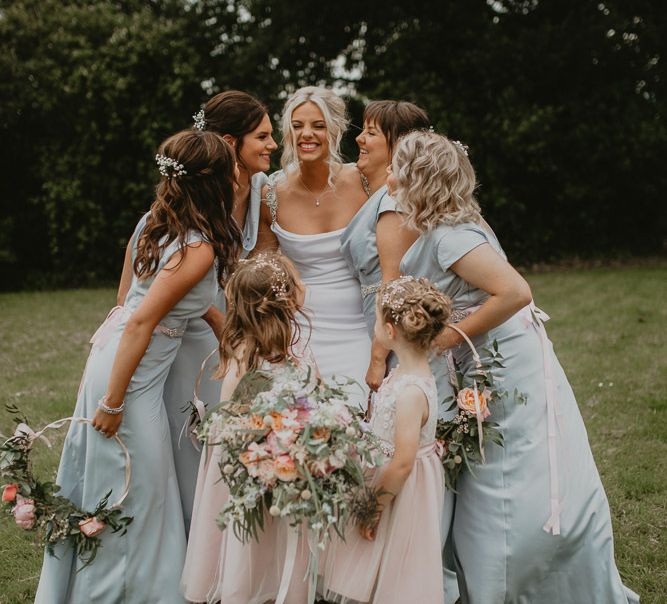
[436,340,523,490]
[199,363,383,547]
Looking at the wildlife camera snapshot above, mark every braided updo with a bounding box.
[378,276,452,350]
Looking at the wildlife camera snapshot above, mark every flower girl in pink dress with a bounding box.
[182,252,315,604]
[321,276,451,604]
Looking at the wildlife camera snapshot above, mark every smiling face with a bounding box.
[356,119,391,176]
[238,113,277,174]
[290,102,330,164]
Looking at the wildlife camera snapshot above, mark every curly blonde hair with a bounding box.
[216,252,306,376]
[280,86,348,186]
[378,276,452,350]
[392,131,481,232]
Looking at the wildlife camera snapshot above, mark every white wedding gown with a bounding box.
[265,178,371,411]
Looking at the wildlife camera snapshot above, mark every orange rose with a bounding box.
[274,455,298,481]
[456,387,491,419]
[311,427,331,442]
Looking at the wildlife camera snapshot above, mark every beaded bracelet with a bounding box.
[98,396,125,415]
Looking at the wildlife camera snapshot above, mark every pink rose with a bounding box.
[79,516,106,538]
[456,387,490,419]
[2,484,18,503]
[274,455,298,481]
[12,496,36,529]
[257,460,277,486]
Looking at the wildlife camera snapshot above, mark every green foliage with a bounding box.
[1,1,665,289]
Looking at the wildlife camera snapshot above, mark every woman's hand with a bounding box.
[365,358,386,392]
[92,406,124,438]
[433,325,463,354]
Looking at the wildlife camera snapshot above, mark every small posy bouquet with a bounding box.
[436,340,522,491]
[200,363,383,548]
[0,405,133,566]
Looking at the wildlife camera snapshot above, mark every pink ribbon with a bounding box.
[89,306,128,349]
[521,303,563,536]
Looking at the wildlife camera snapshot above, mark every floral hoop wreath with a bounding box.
[435,324,512,491]
[1,409,133,566]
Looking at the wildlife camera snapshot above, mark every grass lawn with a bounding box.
[0,265,665,603]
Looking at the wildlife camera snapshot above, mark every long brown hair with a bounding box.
[216,253,305,376]
[134,129,241,286]
[202,90,268,169]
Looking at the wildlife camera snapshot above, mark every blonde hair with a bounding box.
[378,276,452,350]
[280,86,349,185]
[216,252,304,376]
[392,131,481,232]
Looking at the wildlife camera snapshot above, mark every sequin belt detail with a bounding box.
[449,308,474,323]
[361,282,381,297]
[90,306,186,348]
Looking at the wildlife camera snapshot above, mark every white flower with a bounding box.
[223,464,234,475]
[269,505,281,517]
[301,489,312,500]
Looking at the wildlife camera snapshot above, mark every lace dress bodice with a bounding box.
[371,369,438,457]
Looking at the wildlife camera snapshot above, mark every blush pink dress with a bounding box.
[181,346,317,604]
[320,369,445,604]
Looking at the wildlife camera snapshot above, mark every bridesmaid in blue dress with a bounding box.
[36,130,242,603]
[116,91,276,533]
[340,100,428,392]
[340,100,459,603]
[392,130,639,603]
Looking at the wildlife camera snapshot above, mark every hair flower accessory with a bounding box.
[193,109,206,131]
[155,154,187,179]
[452,140,469,156]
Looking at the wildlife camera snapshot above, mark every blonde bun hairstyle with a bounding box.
[378,276,452,350]
[392,130,481,232]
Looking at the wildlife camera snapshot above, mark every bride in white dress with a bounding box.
[256,86,371,409]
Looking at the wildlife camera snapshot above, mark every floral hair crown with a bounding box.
[452,139,469,156]
[380,275,420,323]
[239,253,290,298]
[155,154,187,179]
[193,109,206,131]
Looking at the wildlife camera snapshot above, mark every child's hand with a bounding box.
[92,407,124,438]
[358,511,381,541]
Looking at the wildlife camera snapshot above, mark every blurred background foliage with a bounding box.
[1,0,665,289]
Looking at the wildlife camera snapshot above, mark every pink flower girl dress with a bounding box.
[320,369,445,604]
[182,346,316,604]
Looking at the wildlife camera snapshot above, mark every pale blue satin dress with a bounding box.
[340,184,459,603]
[163,172,266,533]
[401,221,639,604]
[340,184,396,337]
[36,214,219,604]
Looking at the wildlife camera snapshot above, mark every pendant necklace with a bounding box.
[299,173,332,207]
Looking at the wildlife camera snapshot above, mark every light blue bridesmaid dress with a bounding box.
[340,184,395,337]
[162,172,266,533]
[339,184,459,603]
[35,214,218,604]
[401,221,639,604]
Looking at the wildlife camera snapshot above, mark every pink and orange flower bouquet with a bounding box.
[199,363,383,548]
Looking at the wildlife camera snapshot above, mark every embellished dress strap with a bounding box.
[358,168,371,197]
[265,171,284,227]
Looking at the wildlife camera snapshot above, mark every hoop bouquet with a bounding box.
[436,330,527,491]
[199,363,383,549]
[0,406,133,566]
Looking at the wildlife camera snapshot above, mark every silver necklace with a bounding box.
[299,173,332,207]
